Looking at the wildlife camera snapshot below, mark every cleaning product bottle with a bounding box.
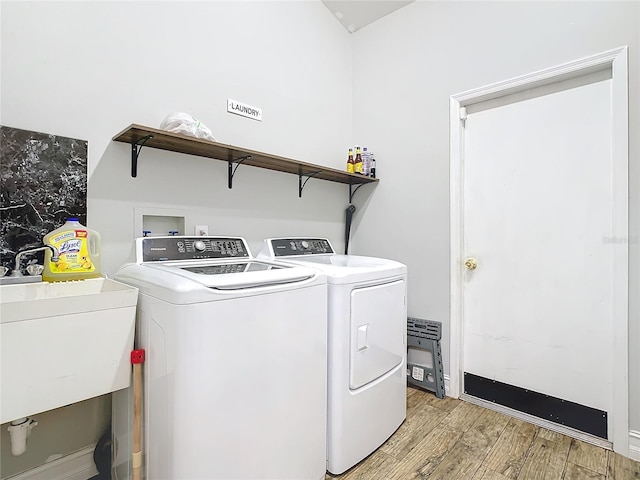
[354,146,363,174]
[42,218,102,282]
[346,148,355,173]
[362,147,371,176]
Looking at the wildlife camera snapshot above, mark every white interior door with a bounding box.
[462,77,615,440]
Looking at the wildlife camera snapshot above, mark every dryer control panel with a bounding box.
[270,238,334,256]
[138,236,250,262]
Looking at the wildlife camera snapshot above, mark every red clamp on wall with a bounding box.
[131,349,146,364]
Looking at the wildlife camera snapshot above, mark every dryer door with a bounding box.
[349,279,406,389]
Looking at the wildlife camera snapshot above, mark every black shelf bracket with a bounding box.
[228,155,251,189]
[298,171,322,198]
[131,135,153,177]
[349,183,366,203]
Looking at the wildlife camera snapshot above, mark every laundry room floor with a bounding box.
[326,386,640,480]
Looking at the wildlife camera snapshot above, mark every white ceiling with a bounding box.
[322,0,415,33]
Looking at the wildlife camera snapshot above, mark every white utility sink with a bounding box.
[0,277,138,424]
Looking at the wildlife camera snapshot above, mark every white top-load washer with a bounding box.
[258,238,407,475]
[114,236,328,480]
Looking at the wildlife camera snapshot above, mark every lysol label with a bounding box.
[59,240,82,254]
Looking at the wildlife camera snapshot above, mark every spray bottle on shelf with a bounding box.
[362,147,371,176]
[42,218,102,282]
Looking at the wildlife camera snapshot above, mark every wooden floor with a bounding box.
[326,387,640,480]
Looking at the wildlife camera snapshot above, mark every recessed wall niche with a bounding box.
[0,126,88,274]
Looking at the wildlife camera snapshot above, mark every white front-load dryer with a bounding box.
[258,238,407,475]
[114,236,328,480]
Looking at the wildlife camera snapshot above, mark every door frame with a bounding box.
[449,47,629,454]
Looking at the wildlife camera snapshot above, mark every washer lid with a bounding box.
[140,259,315,290]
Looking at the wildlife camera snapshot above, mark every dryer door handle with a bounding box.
[357,325,369,351]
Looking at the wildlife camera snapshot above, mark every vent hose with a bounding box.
[344,204,356,254]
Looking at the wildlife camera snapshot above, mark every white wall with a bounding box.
[1,0,353,273]
[1,1,352,476]
[350,0,640,431]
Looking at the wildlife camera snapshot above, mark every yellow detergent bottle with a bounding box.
[42,218,102,282]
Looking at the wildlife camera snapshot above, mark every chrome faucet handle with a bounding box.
[26,264,44,276]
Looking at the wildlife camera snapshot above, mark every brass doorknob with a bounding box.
[464,258,478,270]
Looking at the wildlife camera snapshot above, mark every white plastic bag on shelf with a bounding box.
[159,112,216,141]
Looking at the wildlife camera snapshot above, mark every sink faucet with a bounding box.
[11,246,60,277]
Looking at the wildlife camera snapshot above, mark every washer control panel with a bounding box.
[140,236,250,262]
[270,238,334,257]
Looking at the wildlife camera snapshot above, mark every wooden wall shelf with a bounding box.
[113,124,378,198]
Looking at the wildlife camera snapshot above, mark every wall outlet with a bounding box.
[195,225,209,236]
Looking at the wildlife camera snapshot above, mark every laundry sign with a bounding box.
[227,99,262,122]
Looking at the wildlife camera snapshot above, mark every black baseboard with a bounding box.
[464,372,607,439]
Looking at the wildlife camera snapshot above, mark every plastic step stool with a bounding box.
[407,317,445,399]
